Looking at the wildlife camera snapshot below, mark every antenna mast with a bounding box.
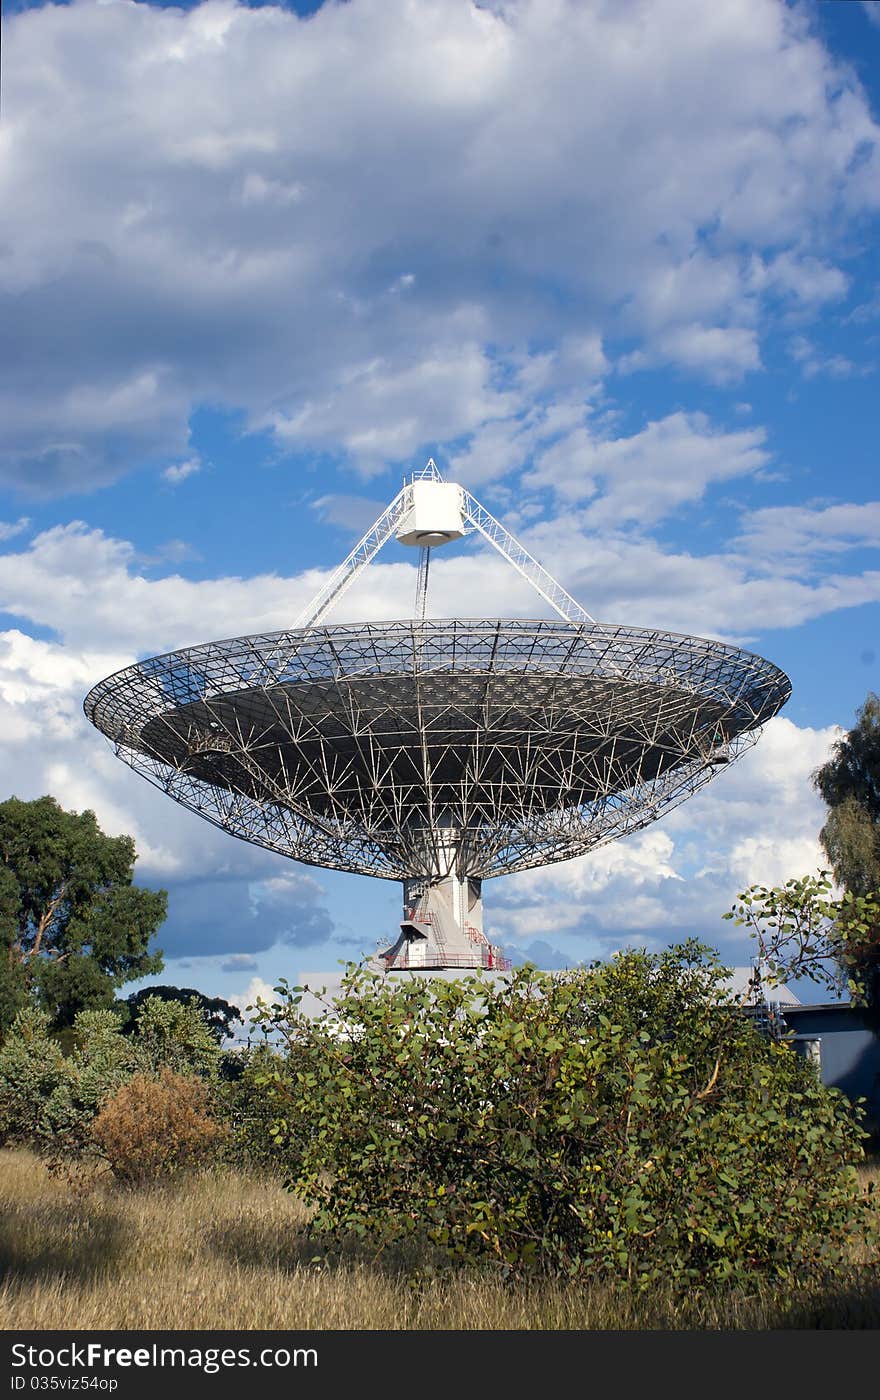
[295,458,595,630]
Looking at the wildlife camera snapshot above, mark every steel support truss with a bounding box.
[294,460,596,631]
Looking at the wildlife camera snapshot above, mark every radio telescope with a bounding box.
[84,461,790,972]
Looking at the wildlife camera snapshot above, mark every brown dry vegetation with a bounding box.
[0,1150,878,1331]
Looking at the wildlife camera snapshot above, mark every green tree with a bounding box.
[814,692,880,896]
[0,1006,73,1148]
[0,795,166,1030]
[0,1004,136,1161]
[725,873,880,999]
[0,995,221,1165]
[131,995,224,1079]
[253,950,872,1288]
[812,693,880,1005]
[0,864,28,1032]
[123,985,241,1044]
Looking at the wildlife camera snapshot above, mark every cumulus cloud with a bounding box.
[1,0,878,493]
[510,940,579,971]
[788,335,863,380]
[157,868,334,959]
[736,501,880,562]
[745,251,849,306]
[220,954,258,973]
[268,344,517,473]
[0,523,315,652]
[525,411,770,523]
[619,326,762,383]
[232,977,279,1033]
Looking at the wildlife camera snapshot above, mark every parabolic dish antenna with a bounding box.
[84,462,790,971]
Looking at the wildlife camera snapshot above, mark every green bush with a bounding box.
[217,1043,295,1173]
[0,1005,136,1162]
[0,994,222,1165]
[131,995,223,1080]
[255,946,876,1288]
[0,1007,73,1147]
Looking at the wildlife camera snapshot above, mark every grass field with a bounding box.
[1,1149,878,1330]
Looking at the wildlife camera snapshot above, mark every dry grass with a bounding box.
[0,1149,878,1330]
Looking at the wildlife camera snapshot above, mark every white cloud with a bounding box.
[220,953,258,973]
[233,977,278,1031]
[268,344,516,472]
[750,251,849,305]
[162,456,202,485]
[1,0,878,492]
[500,513,880,637]
[788,335,864,380]
[525,411,770,523]
[736,501,880,562]
[619,325,762,383]
[0,523,316,652]
[240,172,303,208]
[0,517,30,542]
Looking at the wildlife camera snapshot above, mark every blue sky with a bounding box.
[1,0,879,1016]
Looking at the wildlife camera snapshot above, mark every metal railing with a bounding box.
[384,948,511,972]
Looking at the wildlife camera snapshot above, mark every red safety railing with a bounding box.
[383,948,511,972]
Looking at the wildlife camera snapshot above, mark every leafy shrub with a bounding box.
[91,1068,225,1184]
[0,996,220,1167]
[0,1007,72,1147]
[51,1009,140,1158]
[217,1043,295,1173]
[255,947,876,1288]
[131,995,223,1079]
[0,1006,136,1160]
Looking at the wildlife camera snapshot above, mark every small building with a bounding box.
[780,1002,880,1139]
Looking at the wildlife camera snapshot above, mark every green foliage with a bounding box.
[814,692,880,838]
[0,864,28,1035]
[0,992,223,1164]
[0,795,166,1029]
[253,949,874,1288]
[820,798,880,901]
[218,1043,295,1172]
[131,995,224,1079]
[0,1007,72,1147]
[124,985,241,1043]
[812,693,880,1004]
[725,872,880,1006]
[0,1005,136,1160]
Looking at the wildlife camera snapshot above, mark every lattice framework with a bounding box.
[84,618,791,883]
